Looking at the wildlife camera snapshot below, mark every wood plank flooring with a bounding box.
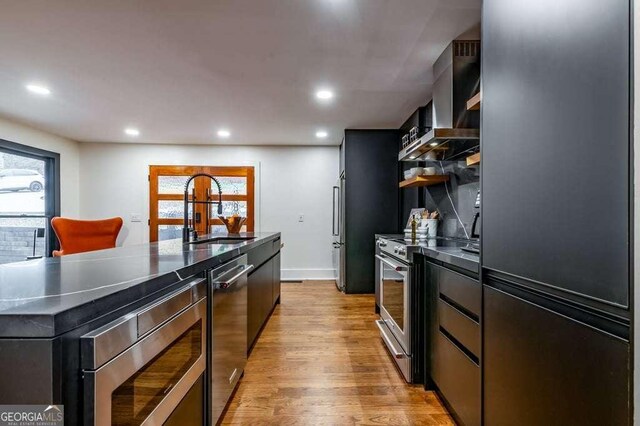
[221,281,454,425]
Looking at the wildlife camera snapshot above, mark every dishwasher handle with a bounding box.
[213,264,254,290]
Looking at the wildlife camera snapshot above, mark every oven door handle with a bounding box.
[375,320,405,359]
[375,254,408,272]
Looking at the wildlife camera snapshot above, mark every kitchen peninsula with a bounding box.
[0,232,281,425]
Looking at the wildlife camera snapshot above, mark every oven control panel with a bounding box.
[377,238,409,262]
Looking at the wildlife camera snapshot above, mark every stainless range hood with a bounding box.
[399,40,481,161]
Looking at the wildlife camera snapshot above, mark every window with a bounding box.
[149,166,255,242]
[0,139,60,264]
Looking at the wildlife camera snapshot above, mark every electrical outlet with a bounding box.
[298,214,304,222]
[131,214,142,223]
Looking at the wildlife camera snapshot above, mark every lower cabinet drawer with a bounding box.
[436,265,481,318]
[432,330,481,426]
[247,237,279,270]
[438,299,480,359]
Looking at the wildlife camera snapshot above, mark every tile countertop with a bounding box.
[376,234,479,274]
[0,232,280,338]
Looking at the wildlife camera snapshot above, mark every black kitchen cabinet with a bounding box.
[432,331,480,426]
[482,0,630,312]
[247,240,281,351]
[248,257,273,349]
[481,0,631,422]
[426,262,480,426]
[272,252,281,306]
[339,137,345,175]
[484,286,629,425]
[342,129,400,294]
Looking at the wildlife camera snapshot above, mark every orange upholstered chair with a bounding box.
[51,217,123,256]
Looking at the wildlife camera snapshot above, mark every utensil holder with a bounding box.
[422,219,438,238]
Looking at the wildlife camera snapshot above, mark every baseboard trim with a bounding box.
[281,268,335,281]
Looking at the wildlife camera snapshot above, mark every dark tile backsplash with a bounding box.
[423,162,479,240]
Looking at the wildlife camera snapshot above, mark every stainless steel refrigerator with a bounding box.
[332,173,345,292]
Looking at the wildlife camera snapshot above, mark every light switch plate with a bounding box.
[298,214,304,222]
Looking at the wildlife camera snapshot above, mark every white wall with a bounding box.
[0,117,80,215]
[78,143,339,280]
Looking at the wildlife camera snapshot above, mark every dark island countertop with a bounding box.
[0,232,280,338]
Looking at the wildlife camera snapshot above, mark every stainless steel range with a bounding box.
[375,234,481,384]
[375,237,414,382]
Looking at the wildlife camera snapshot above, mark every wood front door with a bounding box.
[149,165,255,242]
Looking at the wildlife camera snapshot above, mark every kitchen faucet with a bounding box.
[183,173,223,243]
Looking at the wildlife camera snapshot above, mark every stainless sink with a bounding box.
[189,236,255,245]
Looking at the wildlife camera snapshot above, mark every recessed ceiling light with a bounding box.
[316,130,328,139]
[409,156,416,160]
[26,84,51,95]
[315,89,334,100]
[429,142,439,147]
[124,128,140,136]
[217,129,231,138]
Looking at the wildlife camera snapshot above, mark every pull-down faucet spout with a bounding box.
[182,173,223,243]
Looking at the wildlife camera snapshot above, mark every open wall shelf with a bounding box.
[467,92,481,110]
[399,175,450,188]
[466,152,480,166]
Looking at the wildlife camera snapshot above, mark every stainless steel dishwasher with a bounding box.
[209,254,253,424]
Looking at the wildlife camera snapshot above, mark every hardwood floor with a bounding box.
[221,281,454,425]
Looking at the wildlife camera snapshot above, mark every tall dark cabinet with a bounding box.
[481,0,631,424]
[341,129,400,294]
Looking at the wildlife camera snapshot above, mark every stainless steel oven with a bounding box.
[81,277,207,426]
[375,237,413,382]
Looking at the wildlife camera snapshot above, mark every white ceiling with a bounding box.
[0,0,480,146]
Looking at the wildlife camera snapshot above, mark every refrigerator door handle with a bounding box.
[332,186,339,236]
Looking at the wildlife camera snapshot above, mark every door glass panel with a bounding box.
[217,177,247,195]
[158,176,190,194]
[111,321,202,426]
[157,225,183,241]
[382,264,405,332]
[219,201,247,217]
[158,200,191,219]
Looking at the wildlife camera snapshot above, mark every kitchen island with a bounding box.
[0,231,281,425]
